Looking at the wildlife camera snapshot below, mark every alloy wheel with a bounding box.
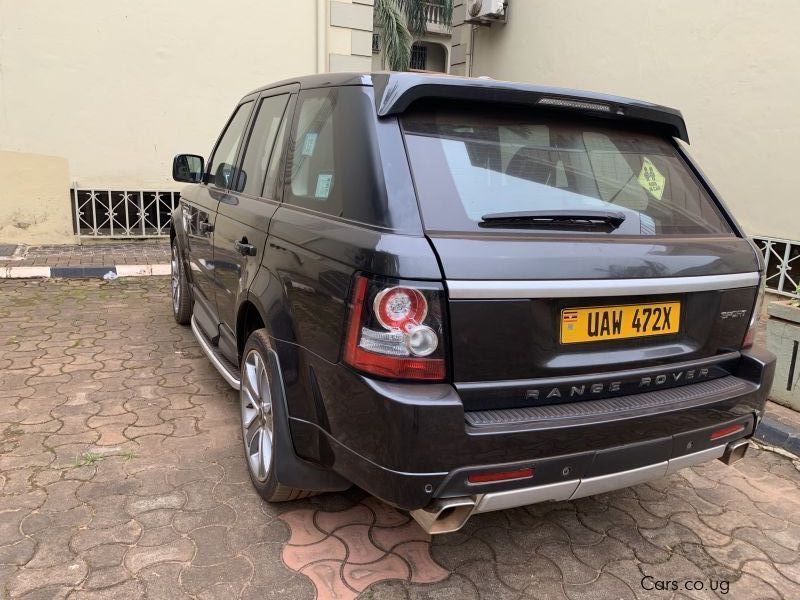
[241,349,273,482]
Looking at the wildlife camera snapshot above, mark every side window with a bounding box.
[207,101,253,189]
[287,91,338,211]
[283,87,389,226]
[235,94,289,197]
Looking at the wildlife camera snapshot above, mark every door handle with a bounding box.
[235,240,257,257]
[199,221,214,234]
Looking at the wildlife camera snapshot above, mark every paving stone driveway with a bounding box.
[1,278,800,600]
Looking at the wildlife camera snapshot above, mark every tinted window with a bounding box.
[235,94,289,196]
[208,101,253,189]
[402,105,734,236]
[263,109,290,199]
[283,87,389,226]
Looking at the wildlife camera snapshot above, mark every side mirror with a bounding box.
[173,154,204,183]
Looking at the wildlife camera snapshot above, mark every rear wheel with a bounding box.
[171,238,192,325]
[241,329,316,502]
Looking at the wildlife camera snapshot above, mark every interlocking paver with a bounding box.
[1,277,799,599]
[0,242,169,269]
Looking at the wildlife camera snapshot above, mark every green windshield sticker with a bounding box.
[638,158,666,200]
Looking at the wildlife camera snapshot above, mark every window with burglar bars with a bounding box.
[410,43,428,70]
[372,32,380,54]
[752,237,800,298]
[71,189,178,237]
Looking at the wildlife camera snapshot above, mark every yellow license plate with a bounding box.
[560,302,681,344]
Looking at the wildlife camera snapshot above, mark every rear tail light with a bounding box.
[343,275,447,381]
[743,270,766,348]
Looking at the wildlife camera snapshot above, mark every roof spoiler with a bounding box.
[371,73,689,143]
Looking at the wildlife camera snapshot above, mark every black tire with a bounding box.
[170,237,192,325]
[240,329,316,502]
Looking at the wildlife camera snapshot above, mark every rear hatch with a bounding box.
[401,101,761,411]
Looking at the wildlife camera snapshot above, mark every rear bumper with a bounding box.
[288,346,775,510]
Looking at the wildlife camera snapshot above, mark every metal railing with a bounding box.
[71,188,178,238]
[753,236,800,298]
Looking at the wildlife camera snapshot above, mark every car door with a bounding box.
[213,86,297,364]
[185,98,255,339]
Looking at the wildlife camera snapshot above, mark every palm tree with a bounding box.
[374,0,453,71]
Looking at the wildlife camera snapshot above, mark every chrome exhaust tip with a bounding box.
[719,439,749,465]
[409,497,476,535]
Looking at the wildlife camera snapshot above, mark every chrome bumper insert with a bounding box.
[473,443,727,515]
[411,442,743,534]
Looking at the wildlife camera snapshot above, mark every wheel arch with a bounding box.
[239,305,350,494]
[169,205,193,284]
[237,298,267,365]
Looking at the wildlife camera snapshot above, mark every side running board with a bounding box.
[191,315,241,390]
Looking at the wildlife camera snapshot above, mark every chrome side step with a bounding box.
[191,315,241,390]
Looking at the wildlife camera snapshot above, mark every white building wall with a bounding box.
[0,0,323,190]
[0,0,371,242]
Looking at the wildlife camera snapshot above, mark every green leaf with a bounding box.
[375,0,413,71]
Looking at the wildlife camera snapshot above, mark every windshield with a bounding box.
[401,105,735,236]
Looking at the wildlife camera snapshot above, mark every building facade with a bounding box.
[371,2,453,73]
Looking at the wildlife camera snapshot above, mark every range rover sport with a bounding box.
[170,73,775,534]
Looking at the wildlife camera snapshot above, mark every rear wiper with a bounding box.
[479,209,626,229]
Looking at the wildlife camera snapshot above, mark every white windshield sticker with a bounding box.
[315,173,333,199]
[301,132,318,157]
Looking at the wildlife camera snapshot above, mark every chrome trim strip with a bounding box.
[570,461,669,500]
[191,315,241,390]
[446,272,760,299]
[471,444,728,515]
[665,444,725,475]
[473,479,579,514]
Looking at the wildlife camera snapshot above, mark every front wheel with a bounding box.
[240,329,316,502]
[170,238,192,325]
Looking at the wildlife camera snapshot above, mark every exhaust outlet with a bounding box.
[409,497,476,535]
[719,439,749,465]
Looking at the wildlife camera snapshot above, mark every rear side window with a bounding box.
[235,94,289,197]
[402,104,734,236]
[283,87,390,227]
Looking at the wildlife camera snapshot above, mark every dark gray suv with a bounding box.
[170,72,775,534]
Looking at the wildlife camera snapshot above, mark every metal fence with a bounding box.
[753,236,800,298]
[71,189,178,238]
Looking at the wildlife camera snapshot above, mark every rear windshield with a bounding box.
[401,105,734,236]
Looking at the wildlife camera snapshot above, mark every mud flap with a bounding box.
[266,348,350,492]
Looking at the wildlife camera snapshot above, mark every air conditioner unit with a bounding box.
[466,0,505,22]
